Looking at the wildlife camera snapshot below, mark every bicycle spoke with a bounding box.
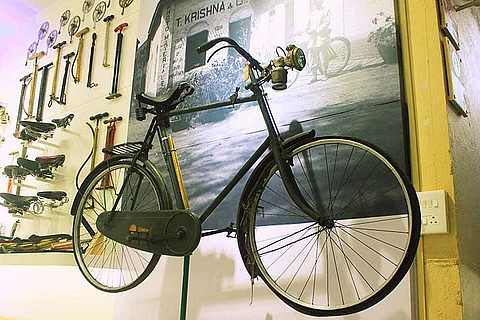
[336,226,396,272]
[73,160,165,292]
[331,227,360,300]
[240,137,420,316]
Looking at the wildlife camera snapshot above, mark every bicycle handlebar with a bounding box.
[196,37,263,71]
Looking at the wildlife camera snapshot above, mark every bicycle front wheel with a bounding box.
[237,137,420,316]
[72,156,171,292]
[323,37,351,77]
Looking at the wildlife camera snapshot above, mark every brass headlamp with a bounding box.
[271,44,306,90]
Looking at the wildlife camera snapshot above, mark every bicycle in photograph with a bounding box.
[70,37,420,317]
[318,35,351,76]
[296,30,351,80]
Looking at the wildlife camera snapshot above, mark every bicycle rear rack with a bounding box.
[102,142,151,156]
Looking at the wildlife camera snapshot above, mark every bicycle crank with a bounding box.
[96,209,201,256]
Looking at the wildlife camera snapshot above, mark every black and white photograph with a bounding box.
[129,0,407,230]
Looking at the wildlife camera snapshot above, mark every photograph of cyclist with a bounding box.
[306,0,331,83]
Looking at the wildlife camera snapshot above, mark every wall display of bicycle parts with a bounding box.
[0,191,69,216]
[15,0,142,114]
[0,0,141,252]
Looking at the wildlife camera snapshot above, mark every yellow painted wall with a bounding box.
[399,0,462,319]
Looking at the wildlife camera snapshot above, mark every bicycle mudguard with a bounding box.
[96,209,201,256]
[281,129,316,148]
[242,129,316,201]
[70,154,172,216]
[237,129,316,277]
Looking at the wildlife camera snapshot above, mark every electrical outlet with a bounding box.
[417,190,448,235]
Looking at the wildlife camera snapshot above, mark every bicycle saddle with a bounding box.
[20,121,57,133]
[17,158,41,171]
[35,154,66,166]
[52,113,74,128]
[2,165,30,178]
[15,128,38,142]
[136,82,194,111]
[37,191,67,201]
[0,193,38,204]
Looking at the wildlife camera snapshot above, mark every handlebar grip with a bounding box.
[196,38,225,54]
[196,37,242,54]
[196,37,262,71]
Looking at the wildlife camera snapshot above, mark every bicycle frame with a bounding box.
[112,64,320,232]
[72,38,421,315]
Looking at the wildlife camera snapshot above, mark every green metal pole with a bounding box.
[165,136,191,320]
[180,255,191,320]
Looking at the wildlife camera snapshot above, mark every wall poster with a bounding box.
[129,0,407,230]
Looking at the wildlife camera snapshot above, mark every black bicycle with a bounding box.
[71,37,420,317]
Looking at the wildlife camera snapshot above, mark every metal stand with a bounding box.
[168,136,191,320]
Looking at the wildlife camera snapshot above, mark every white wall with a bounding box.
[0,0,415,319]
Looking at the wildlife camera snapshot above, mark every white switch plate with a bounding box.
[417,190,448,235]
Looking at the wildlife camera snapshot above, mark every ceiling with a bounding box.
[16,0,55,12]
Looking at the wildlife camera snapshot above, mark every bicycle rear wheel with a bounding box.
[322,37,351,77]
[72,156,171,292]
[237,137,420,316]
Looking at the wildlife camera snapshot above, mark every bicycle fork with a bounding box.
[252,86,326,225]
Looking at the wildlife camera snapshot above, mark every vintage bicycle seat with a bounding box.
[52,113,74,128]
[136,82,194,112]
[17,158,42,172]
[20,121,57,133]
[17,158,54,179]
[37,191,67,201]
[0,193,38,204]
[15,128,38,142]
[2,165,30,179]
[35,154,66,167]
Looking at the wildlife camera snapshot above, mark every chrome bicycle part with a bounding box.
[82,0,95,21]
[58,9,70,34]
[45,29,58,53]
[119,0,134,15]
[92,1,106,28]
[38,21,49,41]
[68,15,81,43]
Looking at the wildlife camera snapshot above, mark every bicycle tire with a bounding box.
[72,156,172,292]
[237,136,420,316]
[323,37,351,77]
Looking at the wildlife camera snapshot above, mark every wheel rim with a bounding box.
[73,161,163,292]
[246,138,419,316]
[323,38,351,77]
